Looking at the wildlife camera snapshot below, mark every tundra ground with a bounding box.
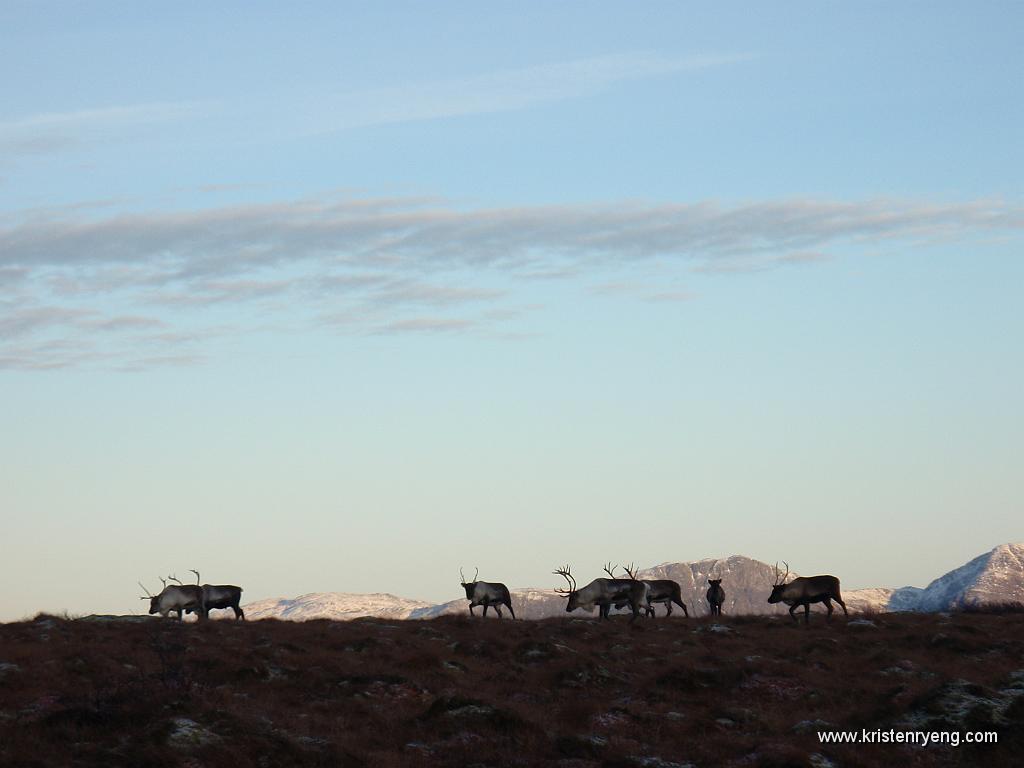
[0,611,1021,767]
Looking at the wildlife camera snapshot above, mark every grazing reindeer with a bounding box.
[767,562,848,624]
[618,564,689,618]
[706,578,725,616]
[553,564,649,623]
[182,570,245,620]
[139,575,206,620]
[460,567,515,619]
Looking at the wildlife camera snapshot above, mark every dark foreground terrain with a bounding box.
[1,611,1022,767]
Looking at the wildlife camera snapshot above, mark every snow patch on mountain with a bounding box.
[243,592,433,621]
[409,588,568,620]
[842,588,895,613]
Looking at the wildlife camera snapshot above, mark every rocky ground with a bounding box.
[0,610,1021,767]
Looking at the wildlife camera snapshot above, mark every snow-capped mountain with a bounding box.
[242,592,433,621]
[893,543,1024,611]
[241,544,1024,620]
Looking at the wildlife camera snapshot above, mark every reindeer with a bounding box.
[706,577,725,616]
[553,564,648,623]
[617,564,689,618]
[181,570,245,620]
[767,562,848,624]
[139,575,206,620]
[459,567,515,619]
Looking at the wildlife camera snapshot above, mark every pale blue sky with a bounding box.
[2,3,1022,619]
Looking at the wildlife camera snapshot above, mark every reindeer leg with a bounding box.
[804,603,811,624]
[835,595,848,617]
[789,604,799,623]
[824,598,834,620]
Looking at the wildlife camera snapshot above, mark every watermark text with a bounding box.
[818,729,997,748]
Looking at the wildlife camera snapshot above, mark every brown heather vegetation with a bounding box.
[0,611,1022,767]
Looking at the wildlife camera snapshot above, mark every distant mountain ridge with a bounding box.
[243,592,433,621]
[243,543,1024,621]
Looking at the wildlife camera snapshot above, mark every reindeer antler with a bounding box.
[138,581,154,600]
[602,562,618,579]
[167,574,183,585]
[159,576,168,590]
[553,565,576,595]
[473,566,479,582]
[623,563,639,580]
[190,569,200,585]
[773,561,790,586]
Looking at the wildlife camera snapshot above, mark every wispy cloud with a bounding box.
[644,290,695,303]
[696,250,832,274]
[87,315,166,332]
[589,281,693,303]
[0,102,200,161]
[113,353,208,374]
[1,193,1021,371]
[9,197,1019,274]
[372,317,477,335]
[0,266,29,285]
[308,52,751,132]
[0,51,740,166]
[0,305,97,339]
[369,282,503,307]
[0,338,108,371]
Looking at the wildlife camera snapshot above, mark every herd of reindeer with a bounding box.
[460,562,848,624]
[139,562,849,626]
